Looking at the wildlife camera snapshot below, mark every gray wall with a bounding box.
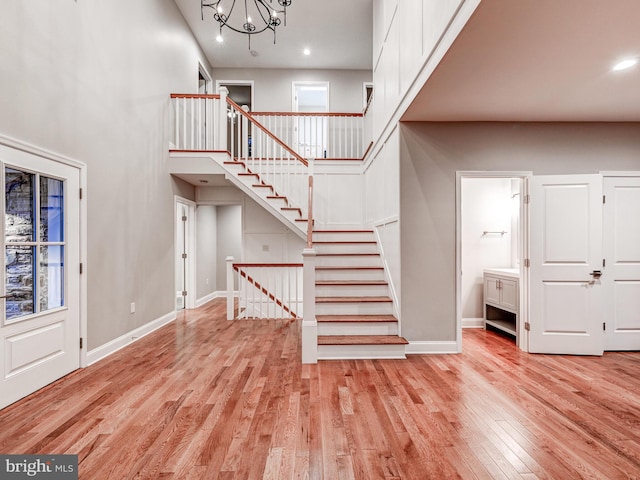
[216,205,242,290]
[211,68,372,112]
[0,1,207,349]
[400,122,640,342]
[196,205,217,299]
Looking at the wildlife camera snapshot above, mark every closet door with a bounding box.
[603,175,640,350]
[529,174,603,355]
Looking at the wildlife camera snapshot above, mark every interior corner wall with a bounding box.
[216,205,242,291]
[0,1,210,350]
[210,68,372,112]
[196,205,218,299]
[399,121,640,343]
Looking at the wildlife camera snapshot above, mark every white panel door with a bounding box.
[603,176,640,350]
[0,151,80,409]
[529,174,603,355]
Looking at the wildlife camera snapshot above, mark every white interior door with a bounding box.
[0,152,80,409]
[603,175,640,350]
[529,174,603,355]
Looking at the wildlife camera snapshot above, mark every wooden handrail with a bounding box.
[233,263,303,268]
[233,264,301,318]
[170,93,221,99]
[225,97,309,167]
[252,111,364,117]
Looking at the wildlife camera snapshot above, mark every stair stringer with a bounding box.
[212,155,307,240]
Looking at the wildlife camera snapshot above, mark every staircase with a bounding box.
[313,229,408,359]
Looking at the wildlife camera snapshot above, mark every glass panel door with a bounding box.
[4,167,65,321]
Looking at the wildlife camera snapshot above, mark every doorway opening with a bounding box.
[292,81,329,158]
[217,81,254,156]
[456,172,530,353]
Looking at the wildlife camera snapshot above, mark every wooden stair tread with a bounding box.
[316,296,392,303]
[316,280,387,286]
[317,315,397,323]
[318,335,408,346]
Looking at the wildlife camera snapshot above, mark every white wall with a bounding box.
[371,0,478,140]
[0,1,207,349]
[211,68,372,112]
[400,122,640,342]
[461,178,513,320]
[363,127,401,315]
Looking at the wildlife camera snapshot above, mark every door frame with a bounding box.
[175,196,196,310]
[0,134,87,368]
[291,81,330,112]
[216,80,255,109]
[455,171,531,353]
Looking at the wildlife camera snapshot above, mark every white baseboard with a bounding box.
[195,290,238,308]
[405,341,458,355]
[87,310,177,366]
[462,318,485,329]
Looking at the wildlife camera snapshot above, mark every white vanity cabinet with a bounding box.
[483,268,519,343]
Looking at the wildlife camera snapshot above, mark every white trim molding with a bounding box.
[405,341,458,355]
[195,290,238,308]
[462,318,485,329]
[87,311,177,366]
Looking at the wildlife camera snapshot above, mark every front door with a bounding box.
[603,175,640,350]
[529,174,603,355]
[0,151,80,409]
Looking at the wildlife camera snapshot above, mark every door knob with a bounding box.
[590,270,602,279]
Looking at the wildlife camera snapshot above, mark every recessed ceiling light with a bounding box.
[303,48,311,56]
[612,58,638,71]
[216,34,223,43]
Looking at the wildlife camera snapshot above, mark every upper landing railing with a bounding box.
[169,90,372,160]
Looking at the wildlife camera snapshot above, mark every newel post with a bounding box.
[218,87,229,152]
[301,248,318,363]
[226,256,235,320]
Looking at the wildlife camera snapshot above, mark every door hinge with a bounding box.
[603,322,606,331]
[603,195,606,204]
[524,194,530,204]
[603,258,606,268]
[80,337,83,349]
[524,322,531,331]
[79,188,83,200]
[182,253,187,259]
[182,215,187,222]
[524,258,530,268]
[80,263,83,274]
[182,291,187,297]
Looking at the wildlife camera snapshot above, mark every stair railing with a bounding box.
[226,97,311,221]
[226,258,303,319]
[170,93,225,151]
[251,111,368,159]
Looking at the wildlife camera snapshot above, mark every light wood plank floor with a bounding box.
[1,299,639,479]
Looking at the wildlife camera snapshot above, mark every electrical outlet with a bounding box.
[206,278,209,285]
[130,302,136,314]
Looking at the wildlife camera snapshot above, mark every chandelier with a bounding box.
[201,0,292,48]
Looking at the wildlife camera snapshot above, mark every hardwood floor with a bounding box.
[1,299,639,479]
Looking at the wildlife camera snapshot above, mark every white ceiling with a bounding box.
[174,0,373,70]
[403,0,640,122]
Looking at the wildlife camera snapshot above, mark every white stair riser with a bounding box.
[313,232,375,243]
[315,255,382,267]
[317,344,406,360]
[315,269,386,282]
[313,243,379,254]
[315,284,389,297]
[315,301,394,316]
[317,322,398,336]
